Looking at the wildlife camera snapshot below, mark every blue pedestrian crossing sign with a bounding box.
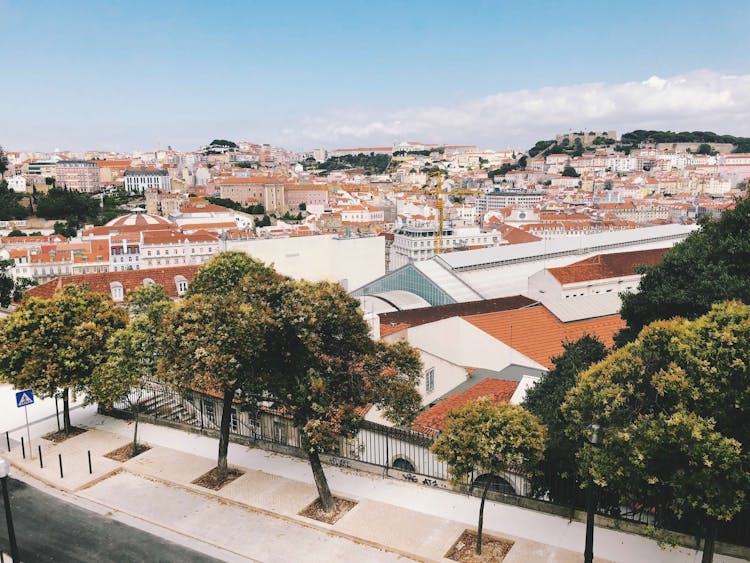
[15,389,34,408]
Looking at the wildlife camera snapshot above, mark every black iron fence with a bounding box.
[108,382,750,550]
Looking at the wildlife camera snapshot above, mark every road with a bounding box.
[0,477,223,563]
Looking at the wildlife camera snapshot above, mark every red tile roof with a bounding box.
[26,265,200,300]
[412,379,520,434]
[547,248,668,285]
[463,305,624,369]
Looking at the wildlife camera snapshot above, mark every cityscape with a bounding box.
[1,2,749,563]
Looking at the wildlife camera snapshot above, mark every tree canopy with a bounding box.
[432,399,545,555]
[0,260,34,308]
[269,280,423,511]
[0,285,127,432]
[523,335,608,505]
[618,194,750,344]
[563,302,750,562]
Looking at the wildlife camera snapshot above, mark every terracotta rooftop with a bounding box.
[378,295,535,331]
[493,223,541,244]
[26,265,201,301]
[412,378,520,434]
[547,248,668,285]
[463,305,625,369]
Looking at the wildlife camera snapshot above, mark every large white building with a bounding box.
[476,190,544,216]
[124,168,171,194]
[390,219,503,270]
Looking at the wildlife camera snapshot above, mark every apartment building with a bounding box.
[476,190,544,216]
[124,168,171,194]
[55,160,100,192]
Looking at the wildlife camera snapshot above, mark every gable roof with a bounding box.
[463,305,624,369]
[412,378,520,434]
[26,265,201,300]
[378,295,535,330]
[547,248,668,285]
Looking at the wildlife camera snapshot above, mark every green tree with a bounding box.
[270,280,423,512]
[0,285,127,433]
[0,181,30,221]
[0,260,33,308]
[91,286,172,456]
[696,143,713,155]
[618,195,750,344]
[561,165,580,177]
[523,336,608,505]
[53,221,77,238]
[7,230,25,237]
[432,400,546,556]
[158,252,285,483]
[563,302,750,563]
[0,146,8,176]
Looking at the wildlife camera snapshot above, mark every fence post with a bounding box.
[58,454,63,479]
[38,445,43,468]
[21,437,25,459]
[88,450,92,474]
[5,431,9,453]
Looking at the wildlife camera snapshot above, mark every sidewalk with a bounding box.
[2,405,744,563]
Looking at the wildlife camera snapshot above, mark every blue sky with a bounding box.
[1,0,748,152]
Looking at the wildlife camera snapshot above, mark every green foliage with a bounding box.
[561,165,580,177]
[0,146,8,176]
[234,161,255,168]
[528,140,555,158]
[299,202,306,211]
[620,130,750,153]
[256,214,272,227]
[563,302,750,541]
[488,163,518,179]
[523,336,608,504]
[0,285,127,431]
[53,221,77,238]
[0,181,30,221]
[433,399,546,483]
[618,195,750,344]
[7,229,25,237]
[696,143,714,155]
[209,139,237,148]
[317,153,391,175]
[281,211,303,221]
[432,399,545,555]
[36,187,99,223]
[0,260,34,308]
[517,155,527,169]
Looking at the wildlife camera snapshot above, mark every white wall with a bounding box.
[227,234,385,290]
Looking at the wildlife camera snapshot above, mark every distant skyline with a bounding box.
[2,0,748,153]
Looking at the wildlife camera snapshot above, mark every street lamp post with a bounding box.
[0,458,19,563]
[584,424,601,563]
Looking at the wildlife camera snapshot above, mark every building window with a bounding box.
[110,282,124,302]
[230,408,239,433]
[425,368,435,394]
[175,275,188,295]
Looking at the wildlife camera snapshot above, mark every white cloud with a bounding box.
[281,70,750,150]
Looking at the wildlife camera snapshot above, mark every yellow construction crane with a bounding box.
[423,171,485,255]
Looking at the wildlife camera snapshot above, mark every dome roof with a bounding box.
[105,213,173,227]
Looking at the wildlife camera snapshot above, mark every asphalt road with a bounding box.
[0,477,223,563]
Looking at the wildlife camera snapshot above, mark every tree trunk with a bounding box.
[701,517,718,563]
[131,408,140,458]
[308,448,335,513]
[216,388,235,483]
[476,477,492,556]
[62,388,72,434]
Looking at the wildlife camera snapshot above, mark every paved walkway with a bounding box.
[2,405,745,562]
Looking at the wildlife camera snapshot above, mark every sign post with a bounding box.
[15,389,35,460]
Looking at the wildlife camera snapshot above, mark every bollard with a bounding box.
[38,445,44,468]
[21,436,25,459]
[87,450,92,475]
[5,431,9,453]
[58,454,63,479]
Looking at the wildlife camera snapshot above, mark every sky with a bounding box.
[1,0,749,153]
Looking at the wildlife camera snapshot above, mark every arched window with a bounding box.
[471,473,516,496]
[175,275,188,296]
[143,278,155,287]
[110,282,124,302]
[392,458,415,472]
